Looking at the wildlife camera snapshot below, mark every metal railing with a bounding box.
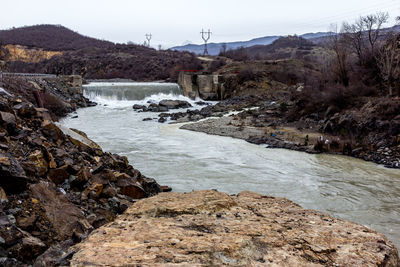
[0,72,57,78]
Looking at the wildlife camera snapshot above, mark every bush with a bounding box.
[237,67,261,84]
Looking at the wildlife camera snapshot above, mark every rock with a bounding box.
[147,103,168,112]
[82,183,103,200]
[0,153,30,193]
[132,104,146,110]
[0,187,8,204]
[56,123,103,155]
[101,186,117,198]
[28,150,48,177]
[47,165,69,185]
[0,111,18,135]
[41,121,65,142]
[142,117,152,121]
[137,176,161,196]
[116,178,147,199]
[10,233,47,262]
[159,99,192,109]
[0,257,24,267]
[160,185,172,192]
[71,190,399,267]
[158,117,166,123]
[14,103,37,117]
[0,215,23,246]
[71,168,91,188]
[195,101,210,106]
[16,214,37,230]
[33,239,74,267]
[30,182,92,240]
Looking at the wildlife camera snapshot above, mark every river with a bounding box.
[61,82,400,248]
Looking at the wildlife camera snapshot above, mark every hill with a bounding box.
[171,32,332,55]
[0,25,202,81]
[0,24,114,51]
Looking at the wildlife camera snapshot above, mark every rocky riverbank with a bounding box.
[152,94,400,169]
[70,190,399,266]
[0,76,167,266]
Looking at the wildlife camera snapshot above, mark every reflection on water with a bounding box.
[62,83,400,249]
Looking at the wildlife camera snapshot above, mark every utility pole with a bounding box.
[145,33,152,47]
[200,29,212,56]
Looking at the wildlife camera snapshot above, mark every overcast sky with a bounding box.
[1,0,399,48]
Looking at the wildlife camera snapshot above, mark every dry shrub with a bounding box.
[237,67,261,84]
[208,58,226,73]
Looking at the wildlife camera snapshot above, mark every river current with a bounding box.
[62,82,400,248]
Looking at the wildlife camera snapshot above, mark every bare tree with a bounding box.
[342,17,365,65]
[377,33,400,96]
[329,24,349,86]
[363,12,389,53]
[219,43,227,56]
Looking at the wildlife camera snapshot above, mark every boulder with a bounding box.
[0,215,23,247]
[14,103,37,118]
[0,153,30,193]
[28,150,48,177]
[47,165,69,185]
[82,183,103,200]
[0,111,18,135]
[33,239,74,267]
[159,99,192,109]
[132,104,146,110]
[55,123,102,155]
[147,103,168,112]
[29,182,93,240]
[10,233,47,262]
[71,190,400,267]
[116,178,147,199]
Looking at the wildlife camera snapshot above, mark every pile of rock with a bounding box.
[133,99,192,113]
[0,79,166,265]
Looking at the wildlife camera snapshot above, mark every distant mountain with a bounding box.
[0,24,114,51]
[171,32,333,55]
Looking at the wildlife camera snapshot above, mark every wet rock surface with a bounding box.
[133,99,192,113]
[71,190,399,266]
[0,76,163,265]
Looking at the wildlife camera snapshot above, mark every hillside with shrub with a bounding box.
[0,24,114,51]
[196,12,400,167]
[0,25,203,81]
[222,36,327,61]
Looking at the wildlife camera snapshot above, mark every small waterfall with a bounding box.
[83,82,182,101]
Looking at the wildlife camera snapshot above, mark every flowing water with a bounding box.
[62,82,400,248]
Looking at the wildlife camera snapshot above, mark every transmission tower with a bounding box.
[200,29,212,56]
[145,33,152,47]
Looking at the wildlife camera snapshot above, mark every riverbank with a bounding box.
[153,94,400,169]
[0,76,167,266]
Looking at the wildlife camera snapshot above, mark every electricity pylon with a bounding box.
[201,29,211,56]
[145,33,152,47]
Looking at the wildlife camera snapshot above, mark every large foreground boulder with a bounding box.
[70,190,399,266]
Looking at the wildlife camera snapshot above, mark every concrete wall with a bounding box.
[178,72,224,100]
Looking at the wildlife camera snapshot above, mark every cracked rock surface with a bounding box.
[71,190,399,266]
